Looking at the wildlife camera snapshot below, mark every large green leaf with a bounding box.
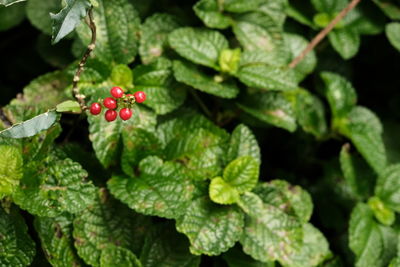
[0,206,36,266]
[34,213,83,267]
[209,177,240,205]
[226,124,260,164]
[223,0,264,13]
[0,0,25,7]
[50,0,91,44]
[223,156,259,193]
[0,145,23,199]
[375,164,400,212]
[73,189,151,267]
[193,0,231,29]
[168,27,228,69]
[238,192,303,264]
[386,22,400,52]
[76,0,140,64]
[173,60,239,98]
[349,203,397,267]
[176,197,244,255]
[108,156,194,219]
[139,13,180,64]
[328,29,361,60]
[237,91,297,132]
[253,180,313,223]
[27,0,61,35]
[100,245,141,267]
[139,223,201,267]
[13,155,96,217]
[0,2,25,31]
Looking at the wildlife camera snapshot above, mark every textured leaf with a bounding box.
[13,155,96,217]
[209,177,240,205]
[50,0,91,44]
[223,0,264,13]
[219,48,241,74]
[56,100,81,113]
[367,196,395,226]
[108,156,194,219]
[375,164,400,212]
[193,0,231,29]
[26,0,61,35]
[320,72,357,119]
[110,64,133,88]
[238,91,297,132]
[176,197,244,255]
[226,124,261,164]
[238,192,303,264]
[349,203,397,267]
[0,145,23,199]
[73,189,151,267]
[0,111,58,139]
[76,0,140,64]
[223,156,259,193]
[100,245,141,267]
[139,223,200,267]
[34,213,83,267]
[169,27,228,69]
[0,206,35,266]
[253,180,313,223]
[236,64,298,91]
[328,29,361,60]
[173,60,239,98]
[0,0,25,7]
[386,22,400,52]
[139,13,180,64]
[0,3,25,31]
[311,0,347,13]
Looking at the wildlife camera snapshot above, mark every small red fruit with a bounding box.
[103,97,117,109]
[119,108,133,120]
[90,102,102,115]
[105,109,117,122]
[110,87,124,98]
[134,91,146,103]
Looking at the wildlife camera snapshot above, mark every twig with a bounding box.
[189,90,213,118]
[288,0,362,69]
[72,6,96,111]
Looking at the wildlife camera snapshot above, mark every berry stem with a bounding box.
[288,0,362,69]
[72,6,97,111]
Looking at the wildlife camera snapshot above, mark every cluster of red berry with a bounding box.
[89,87,146,122]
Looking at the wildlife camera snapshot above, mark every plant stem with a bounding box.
[288,0,362,69]
[190,90,213,118]
[72,6,97,111]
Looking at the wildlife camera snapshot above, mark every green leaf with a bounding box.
[320,71,357,119]
[0,0,25,6]
[34,213,83,267]
[0,3,25,31]
[375,164,400,212]
[50,0,91,44]
[373,0,400,20]
[236,64,298,91]
[73,189,151,267]
[311,0,347,13]
[253,180,313,223]
[173,60,239,98]
[386,22,400,52]
[0,206,36,266]
[193,0,231,29]
[328,29,361,59]
[110,64,133,88]
[0,111,58,139]
[139,223,201,267]
[139,13,180,64]
[0,145,23,199]
[209,177,240,205]
[133,58,187,114]
[339,144,375,199]
[223,156,259,193]
[76,0,140,64]
[13,155,97,217]
[223,245,275,267]
[26,0,61,35]
[368,196,395,226]
[349,203,397,267]
[226,124,261,164]
[168,27,228,69]
[108,156,194,219]
[100,245,141,267]
[176,197,244,255]
[56,100,81,113]
[223,0,264,13]
[237,91,297,132]
[341,106,386,174]
[238,192,303,264]
[219,48,241,74]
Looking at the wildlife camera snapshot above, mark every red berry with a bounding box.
[110,87,124,98]
[103,97,117,109]
[119,108,133,120]
[134,91,146,103]
[90,102,102,115]
[105,109,117,122]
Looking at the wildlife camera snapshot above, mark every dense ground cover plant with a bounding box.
[1,0,400,266]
